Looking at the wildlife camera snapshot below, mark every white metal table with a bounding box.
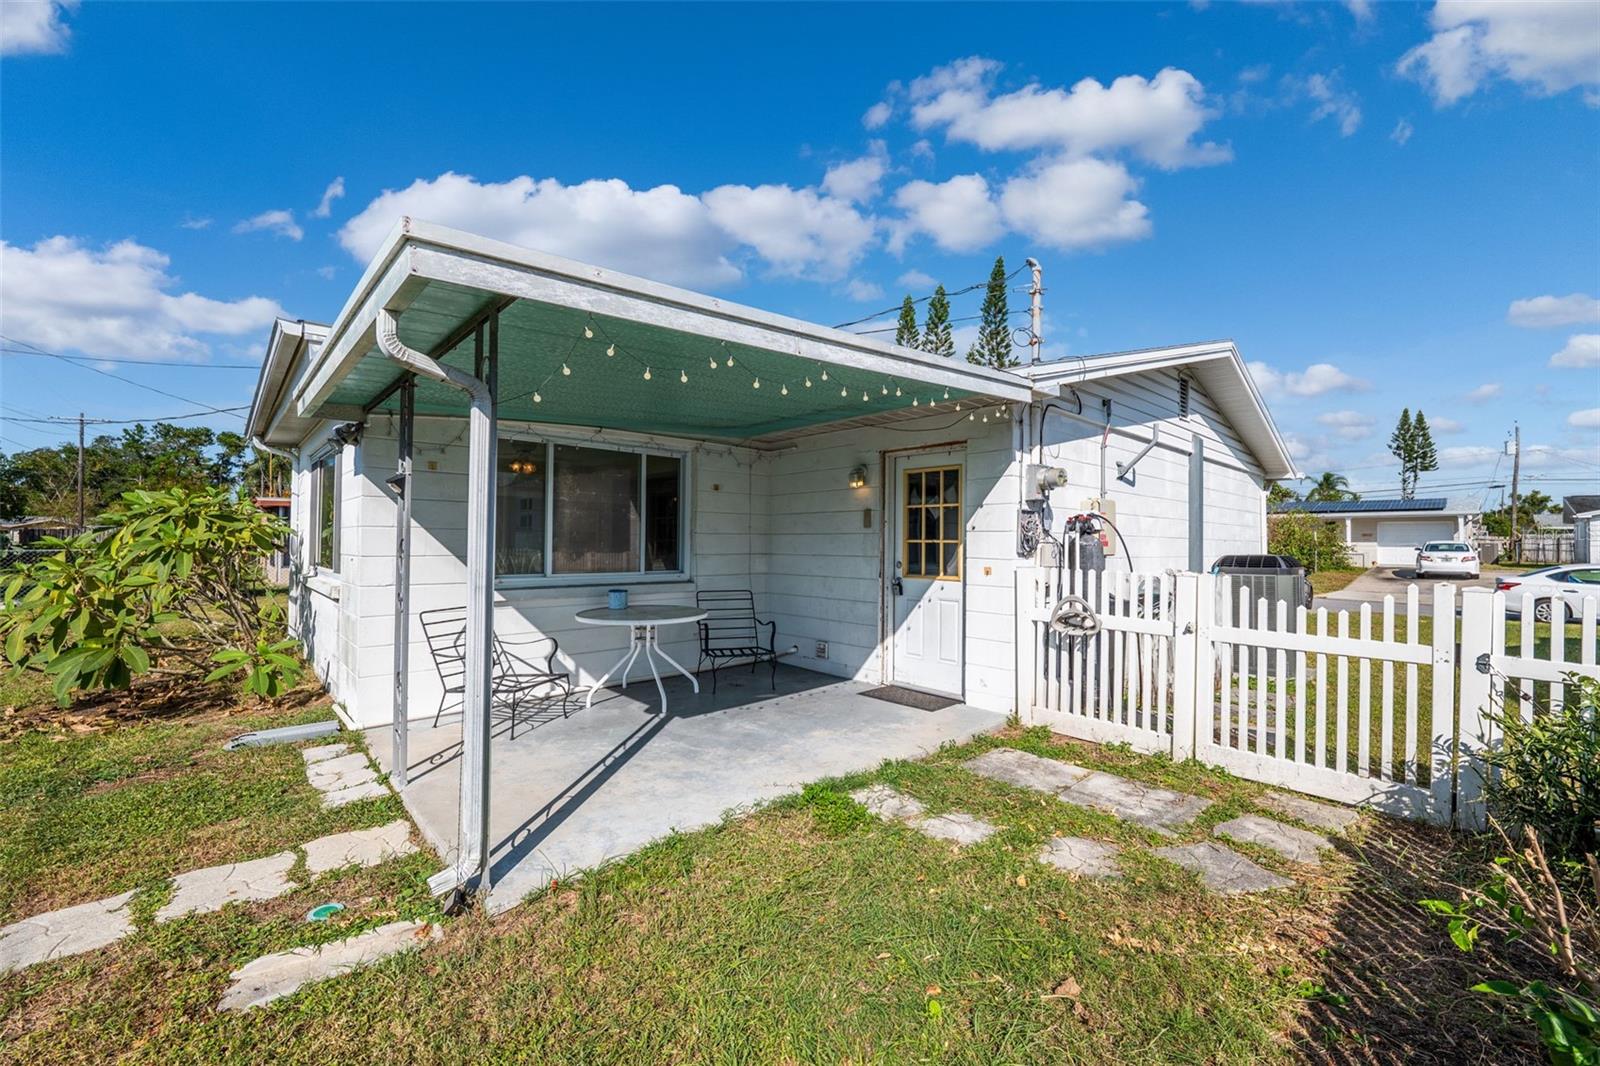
[575,604,707,714]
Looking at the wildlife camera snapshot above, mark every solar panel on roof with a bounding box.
[1273,498,1448,514]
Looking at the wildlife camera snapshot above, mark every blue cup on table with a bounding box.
[607,588,628,611]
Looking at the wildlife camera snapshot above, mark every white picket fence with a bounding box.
[1017,569,1600,827]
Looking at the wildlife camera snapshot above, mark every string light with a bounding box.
[708,355,717,369]
[913,397,920,407]
[780,383,788,395]
[561,363,572,376]
[726,355,735,368]
[606,344,615,357]
[821,369,829,381]
[840,386,848,397]
[861,390,869,402]
[533,391,543,403]
[584,325,594,339]
[895,385,902,397]
[679,369,688,384]
[880,385,888,396]
[943,388,950,399]
[752,377,761,389]
[804,376,813,388]
[643,367,652,380]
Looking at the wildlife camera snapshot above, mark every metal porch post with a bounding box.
[390,376,415,789]
[459,318,499,893]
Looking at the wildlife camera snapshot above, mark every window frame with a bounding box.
[310,449,341,575]
[494,430,691,589]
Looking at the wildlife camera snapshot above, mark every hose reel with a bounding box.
[1049,594,1101,637]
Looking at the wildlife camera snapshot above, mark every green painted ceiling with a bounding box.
[324,280,999,440]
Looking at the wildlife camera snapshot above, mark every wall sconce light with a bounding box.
[848,465,868,489]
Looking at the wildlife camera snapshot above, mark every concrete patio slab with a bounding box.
[1037,837,1121,879]
[302,821,418,876]
[962,748,1091,794]
[1058,771,1212,836]
[0,891,136,973]
[1213,814,1330,866]
[851,784,928,822]
[914,811,999,846]
[301,743,351,764]
[367,665,1004,914]
[157,851,296,921]
[1154,842,1294,894]
[1258,790,1360,834]
[218,920,440,1012]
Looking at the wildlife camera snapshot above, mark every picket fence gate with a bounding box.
[1016,569,1600,828]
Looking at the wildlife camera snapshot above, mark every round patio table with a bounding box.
[575,604,707,715]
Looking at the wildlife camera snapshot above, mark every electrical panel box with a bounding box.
[1080,497,1117,556]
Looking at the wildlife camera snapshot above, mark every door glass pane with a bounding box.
[924,507,940,540]
[907,473,923,505]
[943,542,959,577]
[907,508,922,538]
[943,506,960,536]
[942,471,960,503]
[496,439,546,575]
[553,445,639,573]
[906,542,922,575]
[644,454,681,572]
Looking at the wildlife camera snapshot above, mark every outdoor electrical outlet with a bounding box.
[814,641,828,659]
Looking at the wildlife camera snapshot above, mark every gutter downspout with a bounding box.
[376,308,497,902]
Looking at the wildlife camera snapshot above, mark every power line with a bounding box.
[4,407,250,427]
[1,346,260,369]
[0,336,246,418]
[831,265,1028,331]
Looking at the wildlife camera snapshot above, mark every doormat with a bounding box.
[860,686,961,711]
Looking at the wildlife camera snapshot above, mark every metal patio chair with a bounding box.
[420,606,574,739]
[694,589,777,694]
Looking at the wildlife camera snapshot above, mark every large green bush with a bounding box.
[1486,676,1600,876]
[0,487,302,704]
[1266,513,1353,572]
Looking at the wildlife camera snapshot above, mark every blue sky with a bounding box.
[2,0,1597,502]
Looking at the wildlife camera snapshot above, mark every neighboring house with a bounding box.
[251,495,293,585]
[1273,498,1481,567]
[1562,495,1600,525]
[0,516,77,547]
[1533,511,1571,532]
[1575,510,1600,564]
[245,220,1295,889]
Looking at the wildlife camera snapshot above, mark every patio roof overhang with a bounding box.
[261,218,1036,448]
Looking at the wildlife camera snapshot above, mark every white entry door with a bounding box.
[890,453,965,696]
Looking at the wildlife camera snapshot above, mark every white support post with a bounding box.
[390,376,414,789]
[1014,569,1037,724]
[1170,572,1200,759]
[1454,586,1495,830]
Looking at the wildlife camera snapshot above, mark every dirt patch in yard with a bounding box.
[0,673,329,741]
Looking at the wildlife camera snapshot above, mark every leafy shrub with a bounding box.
[1486,676,1600,875]
[1267,513,1352,573]
[1,487,301,703]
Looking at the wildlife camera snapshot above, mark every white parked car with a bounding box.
[1497,565,1600,622]
[1414,541,1480,579]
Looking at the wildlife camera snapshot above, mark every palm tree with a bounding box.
[1304,471,1358,503]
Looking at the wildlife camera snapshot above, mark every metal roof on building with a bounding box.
[1274,498,1449,515]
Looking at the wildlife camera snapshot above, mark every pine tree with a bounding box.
[894,295,920,350]
[967,256,1016,368]
[1389,408,1414,498]
[921,285,954,359]
[1411,410,1438,492]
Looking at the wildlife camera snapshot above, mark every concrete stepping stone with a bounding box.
[0,891,135,973]
[1037,837,1121,879]
[1213,814,1330,866]
[305,753,374,786]
[303,821,418,876]
[1153,841,1294,894]
[218,920,440,1012]
[963,748,1091,794]
[157,851,297,921]
[914,811,999,846]
[1258,790,1359,834]
[321,779,390,809]
[850,784,927,823]
[1058,772,1211,836]
[301,743,350,764]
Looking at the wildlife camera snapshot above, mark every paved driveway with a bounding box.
[1314,566,1498,614]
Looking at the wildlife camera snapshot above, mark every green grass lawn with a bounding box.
[0,685,1550,1065]
[1308,568,1364,596]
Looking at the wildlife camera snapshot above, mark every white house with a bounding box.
[1273,497,1481,567]
[245,219,1295,893]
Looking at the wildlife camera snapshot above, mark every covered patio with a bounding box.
[260,218,1036,902]
[364,664,1003,913]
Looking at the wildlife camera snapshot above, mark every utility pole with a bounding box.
[76,412,85,531]
[1025,258,1043,364]
[1508,423,1521,563]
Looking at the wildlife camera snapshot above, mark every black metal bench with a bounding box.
[420,607,574,739]
[695,589,777,693]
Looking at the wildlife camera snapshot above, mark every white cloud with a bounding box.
[998,157,1152,251]
[1345,0,1374,22]
[862,100,892,130]
[316,265,337,280]
[0,236,282,360]
[889,174,1004,254]
[1390,118,1414,145]
[1429,416,1465,434]
[844,279,884,302]
[1398,1,1600,107]
[702,183,875,279]
[1315,409,1376,440]
[1442,441,1597,470]
[1569,408,1600,428]
[1550,333,1600,368]
[1465,382,1503,402]
[1509,293,1600,328]
[0,0,76,56]
[1439,444,1500,466]
[821,144,887,203]
[1298,72,1362,136]
[233,209,303,241]
[338,172,740,289]
[1248,361,1370,397]
[897,269,936,289]
[909,59,1230,169]
[178,215,213,230]
[312,176,345,219]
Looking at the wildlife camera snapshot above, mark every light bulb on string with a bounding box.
[912,397,919,407]
[561,363,571,376]
[606,344,615,357]
[880,385,888,396]
[752,377,761,389]
[895,385,902,397]
[780,383,788,396]
[861,391,869,402]
[643,367,652,380]
[584,325,594,339]
[533,391,543,404]
[679,370,688,384]
[804,377,813,388]
[840,386,848,398]
[820,369,829,381]
[725,356,735,368]
[708,355,717,369]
